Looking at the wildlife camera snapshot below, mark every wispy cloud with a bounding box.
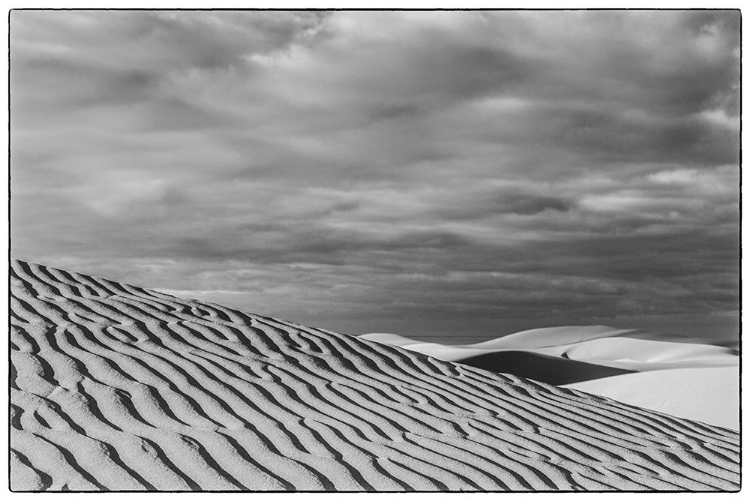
[11,10,739,342]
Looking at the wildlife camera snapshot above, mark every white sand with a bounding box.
[361,328,739,430]
[11,260,740,491]
[564,367,740,430]
[361,326,632,360]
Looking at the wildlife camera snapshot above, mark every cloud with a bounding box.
[10,10,740,343]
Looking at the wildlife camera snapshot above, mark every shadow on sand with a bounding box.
[455,351,633,385]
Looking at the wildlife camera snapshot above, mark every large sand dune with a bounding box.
[361,329,739,429]
[10,260,740,491]
[564,367,740,431]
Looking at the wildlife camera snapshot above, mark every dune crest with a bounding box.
[10,260,740,491]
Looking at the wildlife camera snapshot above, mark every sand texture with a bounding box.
[362,330,739,430]
[565,367,740,431]
[10,260,741,491]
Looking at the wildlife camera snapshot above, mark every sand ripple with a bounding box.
[10,260,740,491]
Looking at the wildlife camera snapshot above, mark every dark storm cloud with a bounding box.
[435,189,573,220]
[10,10,740,342]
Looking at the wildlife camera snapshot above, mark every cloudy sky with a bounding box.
[10,10,740,344]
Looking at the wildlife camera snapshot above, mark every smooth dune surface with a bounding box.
[10,260,740,491]
[360,328,738,369]
[564,367,740,431]
[361,329,739,429]
[361,326,638,362]
[469,326,637,350]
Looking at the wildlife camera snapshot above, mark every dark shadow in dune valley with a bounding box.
[455,351,634,385]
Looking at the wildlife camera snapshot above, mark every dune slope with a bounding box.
[10,260,740,491]
[564,367,740,431]
[361,330,739,429]
[454,351,633,385]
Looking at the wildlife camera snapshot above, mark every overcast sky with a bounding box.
[10,10,740,343]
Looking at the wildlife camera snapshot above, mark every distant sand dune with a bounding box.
[10,260,740,491]
[565,367,740,431]
[361,329,739,429]
[454,351,633,385]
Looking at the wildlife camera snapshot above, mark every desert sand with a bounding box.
[10,260,740,491]
[565,367,740,431]
[361,328,739,430]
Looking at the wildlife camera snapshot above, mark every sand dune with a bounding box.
[542,337,738,368]
[469,326,638,350]
[565,367,740,431]
[452,351,633,386]
[10,260,740,491]
[360,328,737,369]
[361,326,638,362]
[361,330,739,430]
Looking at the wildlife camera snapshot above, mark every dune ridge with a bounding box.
[361,329,739,429]
[10,260,740,491]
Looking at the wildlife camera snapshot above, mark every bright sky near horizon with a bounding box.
[10,10,740,343]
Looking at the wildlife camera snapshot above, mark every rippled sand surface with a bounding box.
[10,260,740,491]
